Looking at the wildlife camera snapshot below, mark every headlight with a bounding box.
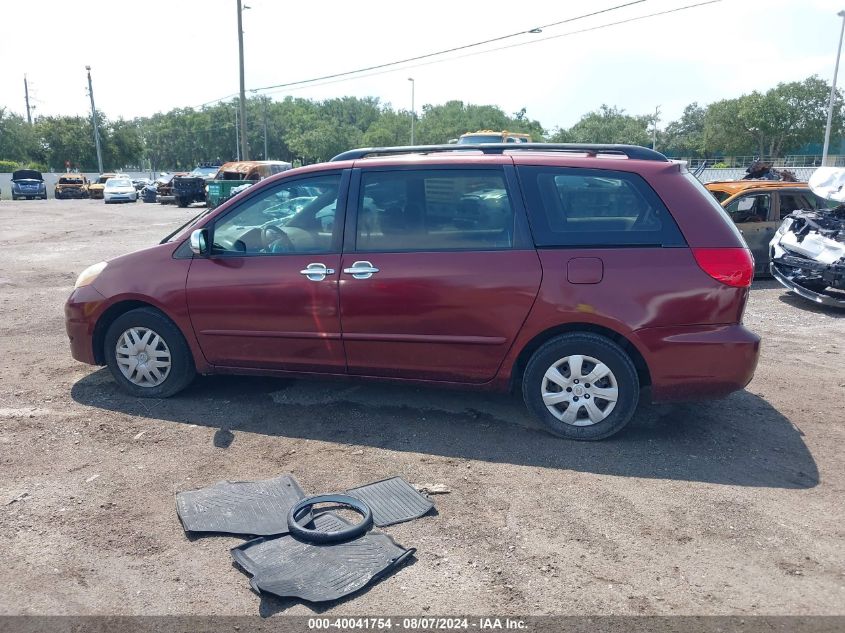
[74,261,107,288]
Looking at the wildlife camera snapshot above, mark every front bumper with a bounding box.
[13,189,45,198]
[65,285,107,365]
[56,188,88,198]
[89,188,104,199]
[771,262,845,308]
[104,192,136,202]
[635,323,760,402]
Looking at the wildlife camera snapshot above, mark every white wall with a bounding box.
[0,172,154,198]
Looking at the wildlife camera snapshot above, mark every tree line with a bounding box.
[0,75,841,172]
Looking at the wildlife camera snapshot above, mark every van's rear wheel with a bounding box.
[522,333,639,440]
[104,308,195,398]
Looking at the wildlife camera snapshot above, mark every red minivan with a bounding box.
[65,144,760,440]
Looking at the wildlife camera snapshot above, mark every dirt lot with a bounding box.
[0,198,843,617]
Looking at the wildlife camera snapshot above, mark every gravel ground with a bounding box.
[0,198,843,616]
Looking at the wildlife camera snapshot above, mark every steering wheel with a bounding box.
[261,225,296,253]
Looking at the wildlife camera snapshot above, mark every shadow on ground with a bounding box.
[72,369,817,489]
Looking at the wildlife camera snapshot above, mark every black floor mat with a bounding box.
[231,512,415,603]
[176,474,305,536]
[346,476,434,527]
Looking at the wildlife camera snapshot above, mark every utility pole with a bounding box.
[823,10,845,165]
[236,0,249,160]
[652,105,661,152]
[234,103,240,161]
[408,77,415,145]
[24,75,32,125]
[85,66,104,173]
[263,96,269,159]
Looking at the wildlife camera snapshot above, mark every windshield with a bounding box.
[59,178,83,184]
[191,166,219,177]
[107,178,132,187]
[458,135,504,144]
[710,190,731,203]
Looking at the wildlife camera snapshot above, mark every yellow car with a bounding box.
[54,174,90,199]
[88,173,117,200]
[455,130,532,144]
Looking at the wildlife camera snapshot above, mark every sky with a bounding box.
[1,0,844,132]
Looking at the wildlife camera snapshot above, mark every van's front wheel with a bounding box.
[104,308,195,398]
[522,333,639,440]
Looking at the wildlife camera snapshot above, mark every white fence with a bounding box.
[697,167,817,183]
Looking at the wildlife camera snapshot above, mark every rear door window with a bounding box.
[778,192,811,219]
[355,169,514,251]
[517,166,685,247]
[779,191,837,218]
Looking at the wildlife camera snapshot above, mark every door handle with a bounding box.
[299,262,335,281]
[342,260,380,279]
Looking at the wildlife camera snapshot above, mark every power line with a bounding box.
[194,0,720,109]
[251,0,647,93]
[193,1,646,108]
[255,0,721,98]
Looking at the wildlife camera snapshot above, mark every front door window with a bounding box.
[212,174,341,255]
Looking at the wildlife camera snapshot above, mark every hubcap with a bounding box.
[541,354,618,426]
[115,327,172,388]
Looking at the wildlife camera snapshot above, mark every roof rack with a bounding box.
[331,143,669,162]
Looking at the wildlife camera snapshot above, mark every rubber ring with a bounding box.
[287,494,373,544]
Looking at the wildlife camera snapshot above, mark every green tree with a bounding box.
[103,118,144,168]
[661,103,707,157]
[364,109,414,147]
[703,76,843,157]
[35,114,98,170]
[415,100,543,144]
[553,105,651,145]
[0,108,40,163]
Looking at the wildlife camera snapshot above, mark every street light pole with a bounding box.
[85,66,104,173]
[822,10,845,165]
[236,0,249,160]
[652,105,660,151]
[408,77,415,145]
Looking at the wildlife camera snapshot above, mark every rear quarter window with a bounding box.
[516,166,686,247]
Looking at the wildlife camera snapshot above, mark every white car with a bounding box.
[103,177,138,204]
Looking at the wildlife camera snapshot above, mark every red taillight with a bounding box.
[691,248,754,288]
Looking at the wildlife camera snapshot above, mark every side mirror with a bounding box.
[190,228,209,256]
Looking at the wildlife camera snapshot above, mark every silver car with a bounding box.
[103,177,138,204]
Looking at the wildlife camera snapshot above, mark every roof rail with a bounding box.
[330,143,669,162]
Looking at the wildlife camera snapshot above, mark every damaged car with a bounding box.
[770,167,845,308]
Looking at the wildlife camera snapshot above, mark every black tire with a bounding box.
[522,332,639,441]
[176,197,188,208]
[103,307,196,398]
